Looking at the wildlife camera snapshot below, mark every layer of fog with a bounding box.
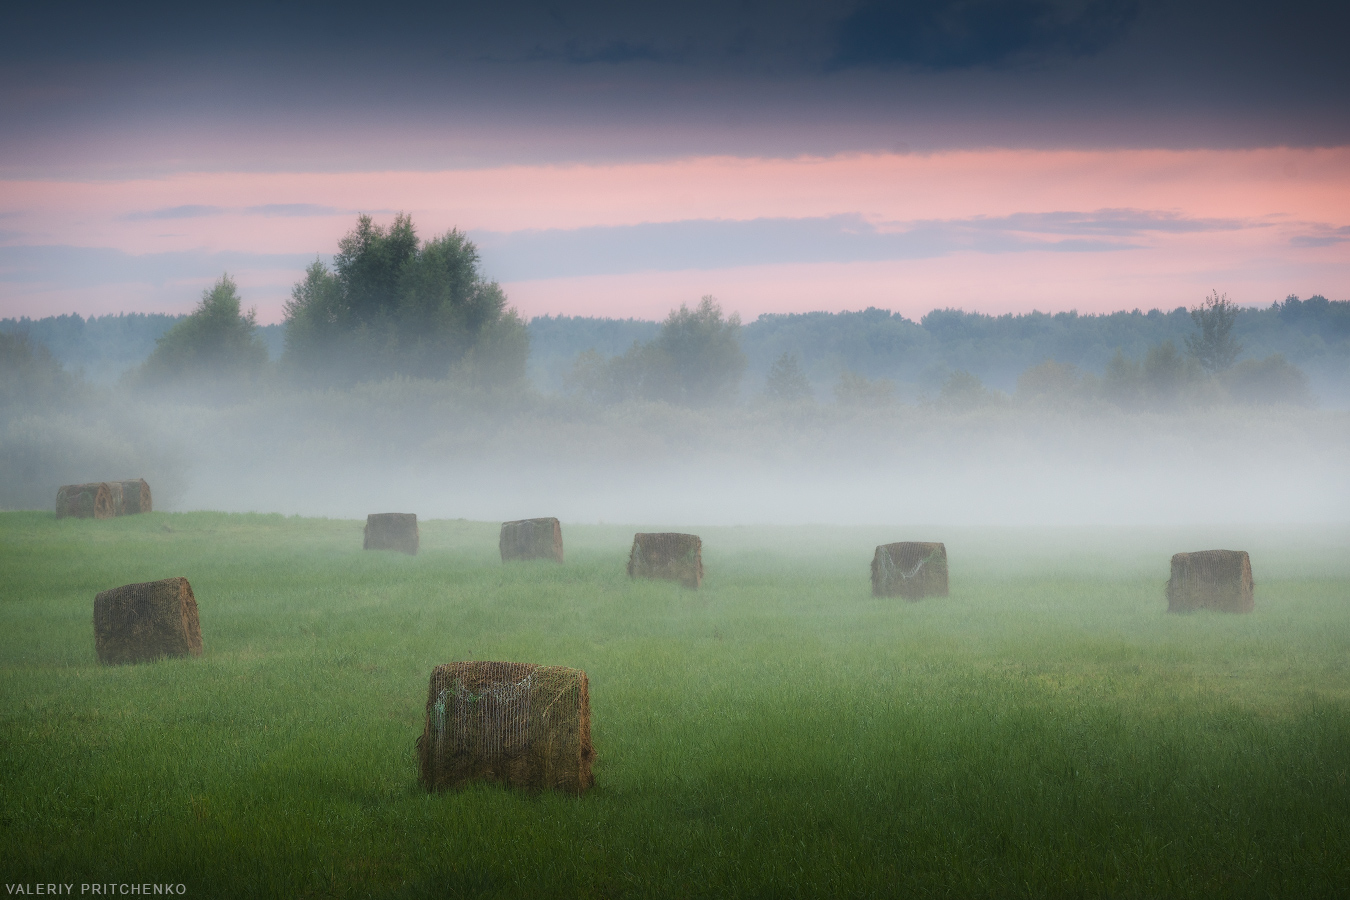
[140,391,1350,528]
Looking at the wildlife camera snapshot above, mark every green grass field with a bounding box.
[2,511,1348,898]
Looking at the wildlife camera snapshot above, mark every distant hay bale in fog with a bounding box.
[56,480,152,518]
[872,542,949,599]
[627,533,703,589]
[93,576,203,665]
[363,513,419,555]
[55,483,114,519]
[1166,550,1254,613]
[113,479,152,515]
[417,661,593,795]
[499,517,564,563]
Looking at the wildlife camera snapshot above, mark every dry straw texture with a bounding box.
[1166,550,1254,613]
[55,483,114,519]
[93,576,203,665]
[872,542,949,599]
[628,533,703,589]
[363,513,419,555]
[112,478,153,515]
[417,661,594,795]
[499,517,564,563]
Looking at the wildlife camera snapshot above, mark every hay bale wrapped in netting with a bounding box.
[499,517,564,563]
[112,479,153,515]
[627,532,703,589]
[1166,550,1254,613]
[417,661,594,794]
[872,542,949,599]
[364,513,419,555]
[55,483,114,519]
[94,576,202,665]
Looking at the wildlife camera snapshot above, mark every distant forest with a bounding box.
[5,294,1348,402]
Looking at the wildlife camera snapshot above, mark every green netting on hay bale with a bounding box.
[55,483,114,519]
[499,517,564,563]
[112,478,152,515]
[94,577,203,665]
[872,541,949,599]
[1167,549,1254,613]
[417,661,594,795]
[627,532,703,589]
[364,513,419,555]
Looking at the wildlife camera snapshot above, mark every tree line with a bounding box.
[3,213,1347,408]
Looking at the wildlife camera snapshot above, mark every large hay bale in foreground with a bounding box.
[417,661,594,795]
[627,532,703,589]
[872,541,949,599]
[94,577,202,665]
[112,478,152,515]
[55,483,114,519]
[1167,549,1254,613]
[364,513,419,555]
[500,517,564,563]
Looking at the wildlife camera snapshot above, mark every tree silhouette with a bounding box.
[764,351,812,402]
[1185,290,1242,373]
[138,274,266,383]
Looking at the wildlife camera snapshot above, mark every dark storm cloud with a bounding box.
[1,0,1348,175]
[529,39,687,66]
[830,0,1139,70]
[7,0,1339,79]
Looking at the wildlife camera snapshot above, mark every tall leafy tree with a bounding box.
[1142,340,1199,406]
[137,274,266,383]
[282,258,345,364]
[283,214,527,385]
[335,213,419,328]
[0,332,74,409]
[764,351,812,402]
[644,296,746,405]
[563,297,747,405]
[1185,290,1242,373]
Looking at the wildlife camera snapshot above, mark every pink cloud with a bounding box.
[1,146,1347,322]
[504,235,1350,323]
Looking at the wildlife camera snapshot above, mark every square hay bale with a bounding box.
[417,661,594,795]
[872,541,949,599]
[55,483,114,519]
[93,576,202,665]
[500,517,564,563]
[364,513,419,555]
[113,478,153,515]
[1167,549,1254,613]
[627,532,703,589]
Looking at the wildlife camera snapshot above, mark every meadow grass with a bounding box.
[1,512,1348,898]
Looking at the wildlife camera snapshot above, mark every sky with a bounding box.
[2,0,1348,324]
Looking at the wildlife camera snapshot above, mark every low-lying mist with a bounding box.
[6,374,1346,528]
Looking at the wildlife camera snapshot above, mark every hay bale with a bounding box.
[872,541,949,599]
[93,576,202,665]
[364,513,419,555]
[416,661,594,795]
[106,481,124,516]
[627,532,703,589]
[499,517,564,563]
[1167,549,1254,613]
[112,478,153,515]
[55,483,114,519]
